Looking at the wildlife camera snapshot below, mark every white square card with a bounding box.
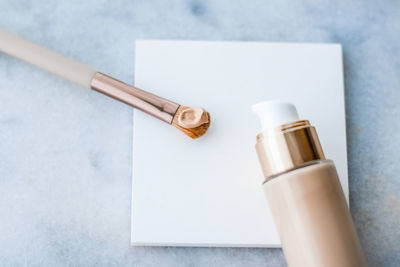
[132,41,347,247]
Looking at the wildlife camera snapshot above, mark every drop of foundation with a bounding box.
[178,107,209,128]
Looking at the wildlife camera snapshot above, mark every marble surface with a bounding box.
[0,0,399,266]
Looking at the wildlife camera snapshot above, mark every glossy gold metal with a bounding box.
[255,120,325,180]
[90,72,180,124]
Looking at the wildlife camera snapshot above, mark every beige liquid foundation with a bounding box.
[253,101,366,267]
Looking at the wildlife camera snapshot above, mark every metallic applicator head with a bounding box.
[91,73,210,138]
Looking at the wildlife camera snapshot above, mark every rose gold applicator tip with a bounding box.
[172,106,211,139]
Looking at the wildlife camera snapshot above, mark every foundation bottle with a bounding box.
[253,101,366,267]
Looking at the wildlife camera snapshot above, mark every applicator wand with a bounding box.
[0,29,210,139]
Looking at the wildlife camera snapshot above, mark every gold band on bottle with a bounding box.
[255,120,325,181]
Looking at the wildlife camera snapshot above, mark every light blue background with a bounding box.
[0,1,399,266]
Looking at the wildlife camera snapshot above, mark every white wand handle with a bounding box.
[0,29,96,88]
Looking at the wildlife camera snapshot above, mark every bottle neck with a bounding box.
[255,120,325,181]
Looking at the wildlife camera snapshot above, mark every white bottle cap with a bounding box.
[252,100,300,131]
